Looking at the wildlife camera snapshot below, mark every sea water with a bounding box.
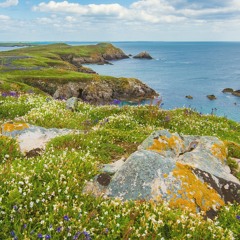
[85,42,240,122]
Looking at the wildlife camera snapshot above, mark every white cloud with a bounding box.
[0,0,18,8]
[32,0,240,25]
[0,14,10,20]
[33,0,185,24]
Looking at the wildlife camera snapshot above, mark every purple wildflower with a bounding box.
[10,231,15,237]
[64,215,69,221]
[45,234,51,239]
[37,233,43,238]
[73,231,81,239]
[112,99,121,105]
[236,215,240,220]
[22,224,27,229]
[2,92,8,97]
[9,91,17,97]
[56,226,62,233]
[83,231,91,240]
[13,205,18,210]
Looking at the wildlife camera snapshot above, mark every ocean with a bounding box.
[86,42,240,122]
[1,42,240,122]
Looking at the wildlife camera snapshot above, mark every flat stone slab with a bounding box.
[1,122,80,153]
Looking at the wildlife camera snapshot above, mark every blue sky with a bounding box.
[1,0,240,41]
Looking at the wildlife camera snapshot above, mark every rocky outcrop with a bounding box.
[207,94,217,100]
[53,79,158,104]
[0,122,78,153]
[222,88,240,97]
[133,51,153,59]
[232,90,240,97]
[66,97,78,111]
[84,130,240,216]
[222,88,234,93]
[61,43,129,66]
[78,66,97,74]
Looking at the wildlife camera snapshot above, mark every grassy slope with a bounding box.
[0,43,131,95]
[0,94,239,239]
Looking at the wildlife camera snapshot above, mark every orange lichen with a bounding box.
[2,122,29,132]
[147,138,168,153]
[163,173,168,178]
[211,143,227,163]
[170,163,224,213]
[147,135,184,154]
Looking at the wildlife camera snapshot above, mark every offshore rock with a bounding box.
[84,130,240,215]
[207,94,217,100]
[133,51,153,59]
[0,122,76,153]
[232,90,240,97]
[222,88,234,93]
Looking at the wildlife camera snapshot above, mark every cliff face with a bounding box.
[53,78,158,103]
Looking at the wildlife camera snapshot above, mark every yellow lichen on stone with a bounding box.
[170,163,224,213]
[2,122,29,132]
[211,143,227,163]
[147,135,184,154]
[147,138,168,153]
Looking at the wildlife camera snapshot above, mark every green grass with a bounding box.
[0,42,132,96]
[0,94,240,239]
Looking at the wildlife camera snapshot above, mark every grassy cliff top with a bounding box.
[0,42,126,66]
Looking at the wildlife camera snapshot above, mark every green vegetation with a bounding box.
[0,43,37,47]
[0,43,146,99]
[0,94,239,239]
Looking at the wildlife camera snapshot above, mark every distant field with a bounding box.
[0,43,38,47]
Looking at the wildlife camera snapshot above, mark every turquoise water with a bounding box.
[86,42,240,122]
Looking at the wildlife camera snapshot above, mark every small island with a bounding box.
[133,51,153,59]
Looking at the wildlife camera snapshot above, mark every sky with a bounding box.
[1,0,240,41]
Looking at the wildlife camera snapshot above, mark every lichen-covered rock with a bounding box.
[101,158,125,174]
[1,122,77,153]
[84,130,240,215]
[1,122,30,137]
